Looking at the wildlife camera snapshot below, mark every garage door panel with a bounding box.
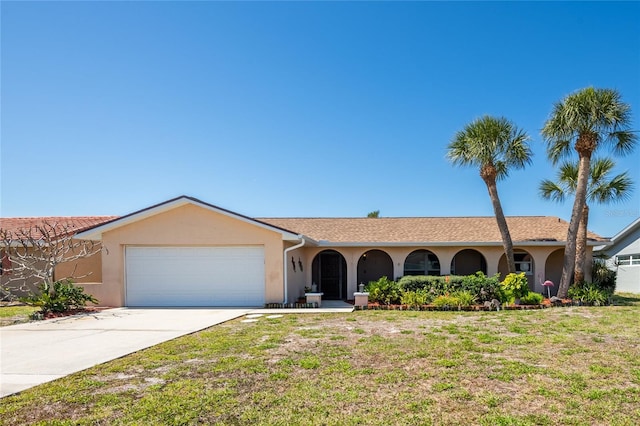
[126,246,265,307]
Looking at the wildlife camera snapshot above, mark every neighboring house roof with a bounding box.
[74,196,303,242]
[606,217,640,244]
[259,216,607,246]
[594,216,640,253]
[0,216,117,241]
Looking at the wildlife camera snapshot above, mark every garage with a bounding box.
[125,246,265,307]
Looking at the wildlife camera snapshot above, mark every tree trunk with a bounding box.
[484,178,516,273]
[574,204,589,284]
[558,153,591,298]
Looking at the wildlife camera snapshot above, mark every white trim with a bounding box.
[610,217,640,243]
[594,217,639,252]
[75,196,301,242]
[283,236,306,304]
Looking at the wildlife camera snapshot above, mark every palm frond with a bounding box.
[542,87,636,162]
[447,115,532,181]
[589,171,634,204]
[539,179,566,203]
[608,130,638,156]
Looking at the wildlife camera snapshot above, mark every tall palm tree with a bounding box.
[448,116,532,273]
[539,158,633,283]
[542,87,636,297]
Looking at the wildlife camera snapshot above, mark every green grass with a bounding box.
[0,305,38,326]
[2,295,640,425]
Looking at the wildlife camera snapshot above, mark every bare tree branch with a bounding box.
[0,220,101,300]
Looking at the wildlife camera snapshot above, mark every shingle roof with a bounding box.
[0,214,607,245]
[0,217,117,240]
[258,216,606,244]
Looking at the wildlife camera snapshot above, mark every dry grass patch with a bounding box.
[1,297,640,425]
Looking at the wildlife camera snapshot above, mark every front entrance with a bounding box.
[312,250,347,300]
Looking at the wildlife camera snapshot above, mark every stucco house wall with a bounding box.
[1,245,102,299]
[94,203,286,307]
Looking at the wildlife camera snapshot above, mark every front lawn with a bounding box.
[0,304,39,327]
[2,295,640,425]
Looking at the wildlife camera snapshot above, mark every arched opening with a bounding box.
[451,249,487,275]
[357,249,393,285]
[543,249,564,297]
[312,250,347,300]
[499,250,535,291]
[404,249,440,276]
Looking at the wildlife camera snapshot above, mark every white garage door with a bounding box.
[125,246,265,307]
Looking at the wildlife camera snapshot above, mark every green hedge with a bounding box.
[396,272,504,303]
[368,272,507,306]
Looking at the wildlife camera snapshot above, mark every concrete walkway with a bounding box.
[0,308,250,398]
[0,303,355,398]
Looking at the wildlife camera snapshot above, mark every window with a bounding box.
[404,250,440,276]
[617,254,640,266]
[514,252,533,275]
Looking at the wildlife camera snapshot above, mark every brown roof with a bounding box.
[0,213,606,245]
[259,216,606,244]
[0,217,117,240]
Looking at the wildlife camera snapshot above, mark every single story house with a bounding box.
[3,196,608,306]
[594,217,640,294]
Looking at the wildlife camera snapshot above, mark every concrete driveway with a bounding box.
[0,308,251,398]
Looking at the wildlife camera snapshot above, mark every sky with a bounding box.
[1,1,639,238]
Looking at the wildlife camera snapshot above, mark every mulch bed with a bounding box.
[359,298,576,311]
[41,307,109,319]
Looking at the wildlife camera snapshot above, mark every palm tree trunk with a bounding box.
[558,153,591,298]
[574,204,589,284]
[484,178,516,273]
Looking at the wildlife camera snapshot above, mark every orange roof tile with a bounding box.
[0,217,117,240]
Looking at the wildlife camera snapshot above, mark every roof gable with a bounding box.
[74,196,301,241]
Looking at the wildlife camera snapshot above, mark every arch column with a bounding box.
[483,248,505,276]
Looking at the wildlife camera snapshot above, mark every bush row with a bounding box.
[366,272,536,307]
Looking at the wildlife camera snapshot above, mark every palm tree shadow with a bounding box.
[611,293,640,306]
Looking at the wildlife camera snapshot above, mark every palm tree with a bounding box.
[542,87,636,297]
[539,158,633,283]
[448,116,532,273]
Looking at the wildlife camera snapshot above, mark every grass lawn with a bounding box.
[2,295,639,425]
[0,304,38,327]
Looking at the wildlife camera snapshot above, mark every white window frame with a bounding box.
[617,254,640,266]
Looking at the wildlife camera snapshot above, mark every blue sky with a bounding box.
[1,1,639,237]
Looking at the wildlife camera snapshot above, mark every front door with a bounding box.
[312,250,347,300]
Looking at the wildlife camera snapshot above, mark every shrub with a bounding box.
[397,273,500,302]
[400,289,432,307]
[366,276,401,305]
[460,272,505,303]
[501,273,530,300]
[519,292,544,305]
[21,280,98,314]
[450,290,476,307]
[432,291,476,308]
[432,294,460,308]
[398,275,449,294]
[591,258,616,294]
[568,282,609,306]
